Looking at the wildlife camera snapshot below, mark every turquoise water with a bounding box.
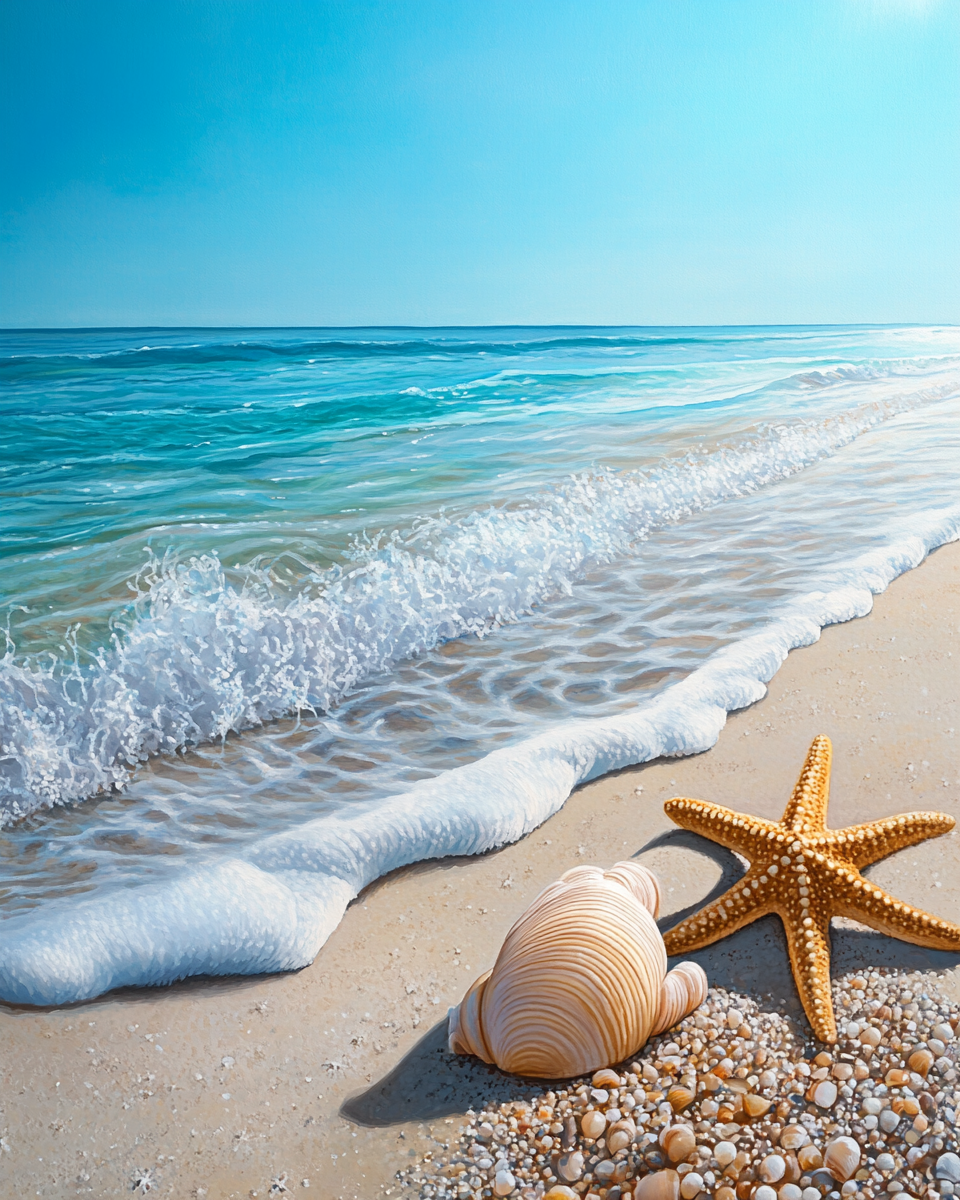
[2,325,960,960]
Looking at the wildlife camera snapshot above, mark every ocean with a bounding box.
[2,324,959,1005]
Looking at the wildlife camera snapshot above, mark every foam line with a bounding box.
[3,507,958,1006]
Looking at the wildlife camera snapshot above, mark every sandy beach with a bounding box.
[2,539,958,1200]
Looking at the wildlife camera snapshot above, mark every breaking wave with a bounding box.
[0,386,948,825]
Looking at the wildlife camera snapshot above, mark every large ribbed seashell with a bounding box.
[448,861,708,1078]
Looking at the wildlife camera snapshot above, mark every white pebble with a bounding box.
[937,1154,960,1184]
[801,1189,821,1200]
[760,1155,787,1183]
[493,1169,516,1196]
[714,1141,737,1168]
[680,1172,704,1199]
[875,1154,896,1172]
[779,1188,802,1200]
[879,1109,900,1133]
[755,1188,778,1200]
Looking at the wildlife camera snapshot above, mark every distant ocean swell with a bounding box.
[0,384,946,826]
[2,507,958,1006]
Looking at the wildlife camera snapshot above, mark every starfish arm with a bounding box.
[663,797,782,860]
[830,870,960,953]
[827,812,957,870]
[779,903,837,1043]
[780,735,832,834]
[662,871,772,955]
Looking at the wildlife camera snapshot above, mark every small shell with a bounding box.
[907,1048,933,1077]
[715,1189,736,1200]
[662,1125,697,1164]
[797,1146,823,1172]
[779,1126,810,1151]
[543,1189,579,1200]
[592,1068,622,1089]
[824,1136,861,1183]
[580,1110,605,1139]
[759,1155,786,1183]
[608,1128,632,1154]
[607,1118,637,1145]
[667,1087,695,1112]
[557,1151,585,1182]
[635,1170,680,1200]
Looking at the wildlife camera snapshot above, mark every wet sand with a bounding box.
[2,539,959,1200]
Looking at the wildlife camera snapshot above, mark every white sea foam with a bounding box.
[2,506,958,1005]
[0,385,950,825]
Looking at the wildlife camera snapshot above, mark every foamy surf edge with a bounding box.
[2,507,959,1006]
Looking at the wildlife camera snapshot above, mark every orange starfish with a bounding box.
[661,735,960,1041]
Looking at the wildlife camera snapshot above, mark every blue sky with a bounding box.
[2,0,958,327]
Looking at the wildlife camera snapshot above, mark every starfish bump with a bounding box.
[661,735,960,1042]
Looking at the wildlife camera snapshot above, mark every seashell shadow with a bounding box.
[340,1015,545,1127]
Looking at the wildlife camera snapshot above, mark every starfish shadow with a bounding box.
[340,1018,548,1127]
[666,916,960,1033]
[631,828,748,934]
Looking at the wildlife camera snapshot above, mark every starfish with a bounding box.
[661,735,960,1042]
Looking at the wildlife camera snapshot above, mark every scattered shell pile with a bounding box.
[390,971,960,1200]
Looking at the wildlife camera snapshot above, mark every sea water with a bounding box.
[2,325,959,1003]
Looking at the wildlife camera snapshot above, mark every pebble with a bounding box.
[680,1171,704,1198]
[760,1155,787,1183]
[714,1141,738,1168]
[397,968,960,1200]
[493,1168,517,1196]
[937,1154,960,1183]
[581,1110,605,1139]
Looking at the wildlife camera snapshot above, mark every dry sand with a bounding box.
[2,540,959,1200]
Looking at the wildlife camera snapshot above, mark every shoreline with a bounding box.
[2,540,959,1199]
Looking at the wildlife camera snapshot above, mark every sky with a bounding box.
[1,0,959,328]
